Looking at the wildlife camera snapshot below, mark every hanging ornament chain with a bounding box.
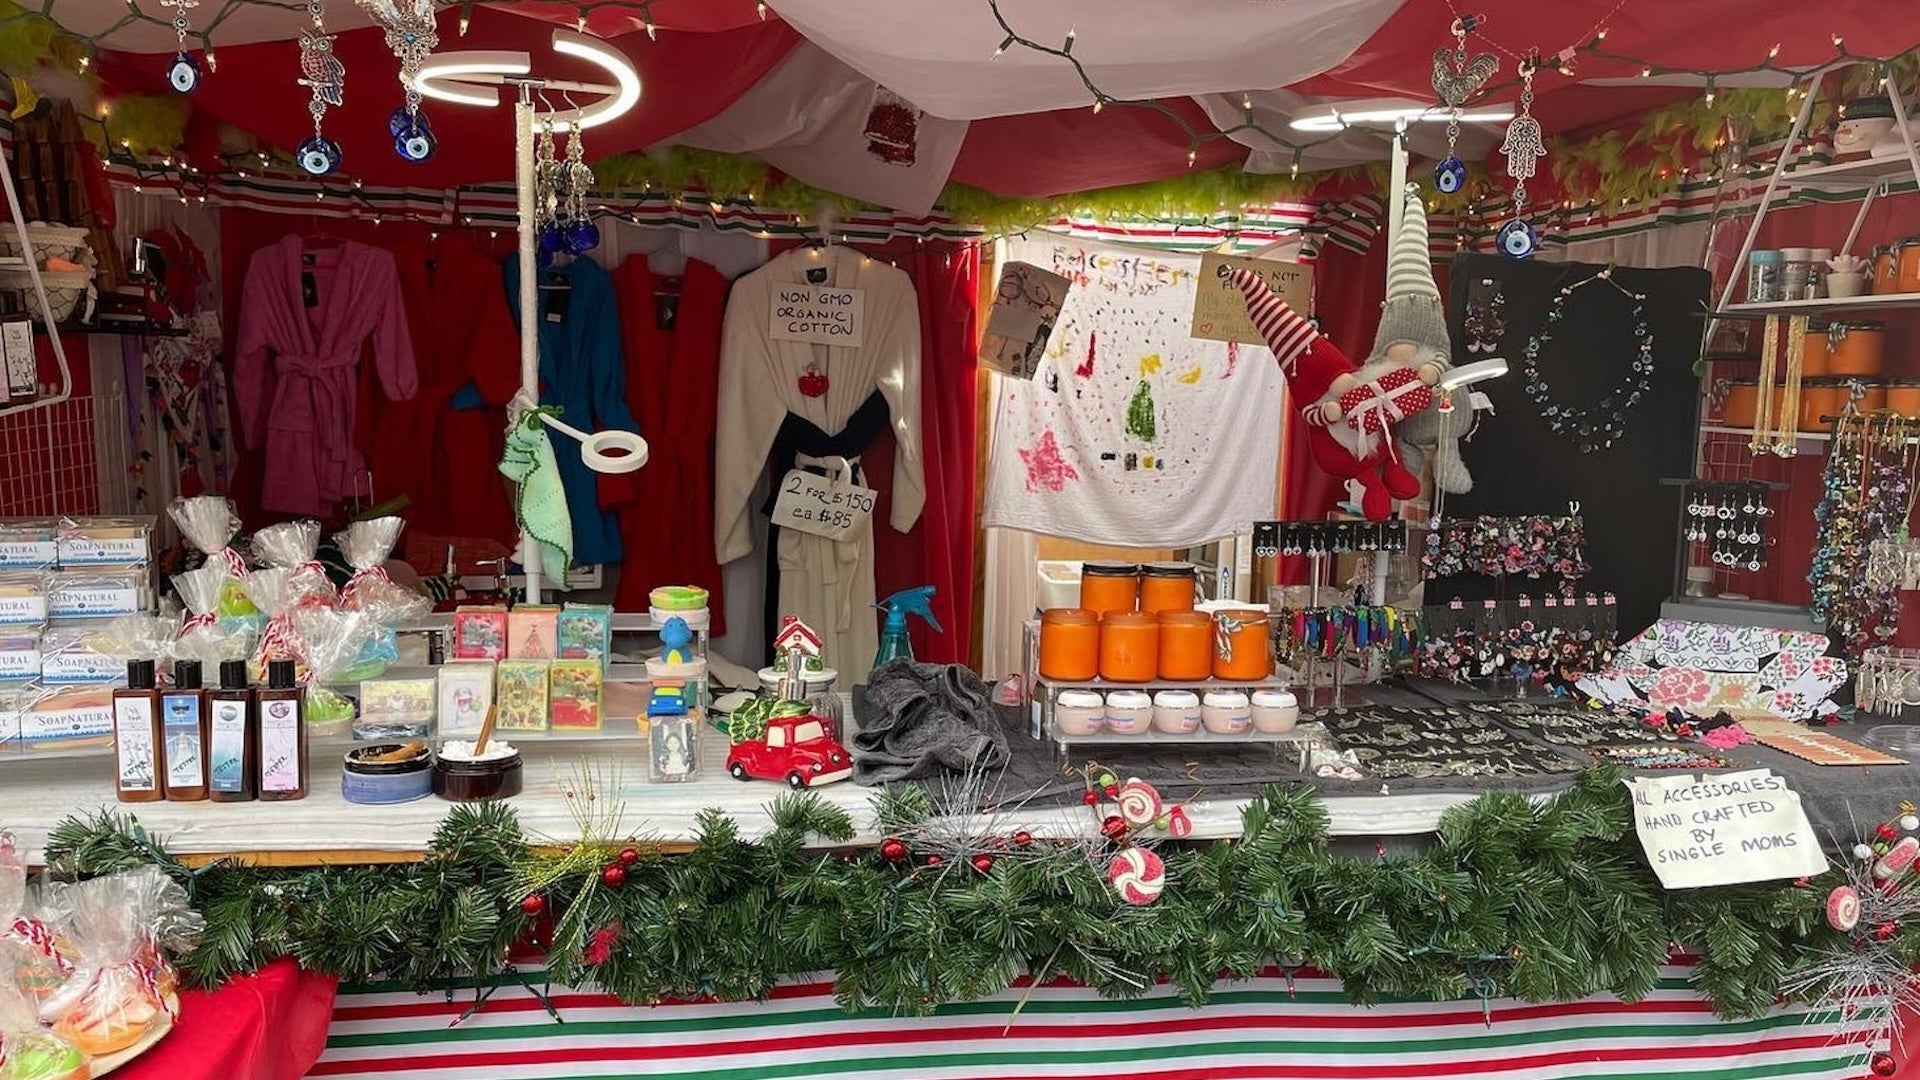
[1431,15,1497,195]
[353,0,438,162]
[1496,58,1545,257]
[160,0,203,93]
[295,0,345,177]
[1520,267,1655,453]
[560,116,601,255]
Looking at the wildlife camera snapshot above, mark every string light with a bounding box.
[1090,97,1103,114]
[992,35,1013,57]
[1768,43,1780,59]
[1703,75,1715,107]
[1062,26,1075,55]
[76,53,89,72]
[458,1,471,35]
[643,15,655,39]
[756,0,766,18]
[575,7,587,32]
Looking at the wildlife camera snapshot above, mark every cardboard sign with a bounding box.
[769,284,866,348]
[980,261,1071,379]
[771,468,877,542]
[1191,254,1313,345]
[1627,770,1826,889]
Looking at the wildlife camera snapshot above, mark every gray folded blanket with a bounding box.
[854,660,1010,784]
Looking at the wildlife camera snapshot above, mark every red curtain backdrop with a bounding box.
[1274,230,1390,585]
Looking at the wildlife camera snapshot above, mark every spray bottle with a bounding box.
[873,586,942,668]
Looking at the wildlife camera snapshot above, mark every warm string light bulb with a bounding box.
[458,1,471,35]
[576,7,587,32]
[1186,148,1197,167]
[756,0,767,17]
[643,16,656,39]
[1704,75,1715,107]
[1063,27,1076,55]
[1767,43,1780,60]
[992,35,1013,58]
[204,48,216,73]
[1091,98,1103,114]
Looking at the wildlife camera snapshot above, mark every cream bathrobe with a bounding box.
[715,246,925,686]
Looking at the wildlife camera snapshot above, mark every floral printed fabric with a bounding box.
[1576,618,1845,721]
[1421,515,1590,592]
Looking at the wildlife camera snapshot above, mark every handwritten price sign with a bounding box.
[772,469,878,542]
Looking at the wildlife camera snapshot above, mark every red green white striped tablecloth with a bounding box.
[310,968,1870,1080]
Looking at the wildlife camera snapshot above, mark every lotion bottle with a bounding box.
[207,659,257,802]
[161,659,208,801]
[112,659,163,803]
[257,659,308,801]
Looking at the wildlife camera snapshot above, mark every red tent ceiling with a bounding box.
[72,0,1920,205]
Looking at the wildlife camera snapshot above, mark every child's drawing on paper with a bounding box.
[982,237,1282,547]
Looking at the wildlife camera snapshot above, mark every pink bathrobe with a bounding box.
[234,237,417,516]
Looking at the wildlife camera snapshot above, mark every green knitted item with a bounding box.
[498,409,574,584]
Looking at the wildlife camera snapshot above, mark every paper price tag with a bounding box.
[771,469,878,542]
[769,284,866,348]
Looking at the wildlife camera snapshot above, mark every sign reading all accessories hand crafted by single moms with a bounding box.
[1627,769,1825,888]
[769,283,866,348]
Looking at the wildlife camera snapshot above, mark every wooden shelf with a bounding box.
[1713,292,1920,318]
[1779,154,1920,189]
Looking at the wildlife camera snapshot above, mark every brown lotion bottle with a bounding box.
[257,659,308,801]
[162,659,209,801]
[112,659,163,802]
[207,659,258,802]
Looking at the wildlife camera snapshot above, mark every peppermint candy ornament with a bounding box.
[1115,778,1162,827]
[1108,847,1166,905]
[1827,885,1861,932]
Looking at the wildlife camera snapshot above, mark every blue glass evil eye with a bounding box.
[563,219,601,255]
[296,136,341,177]
[1435,155,1465,194]
[167,51,201,94]
[394,120,436,163]
[1498,218,1538,259]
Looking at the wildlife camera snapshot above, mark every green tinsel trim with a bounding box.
[41,767,1860,1018]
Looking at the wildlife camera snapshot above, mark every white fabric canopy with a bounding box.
[766,0,1410,121]
[670,43,970,216]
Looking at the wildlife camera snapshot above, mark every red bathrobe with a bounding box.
[611,257,729,630]
[362,239,520,549]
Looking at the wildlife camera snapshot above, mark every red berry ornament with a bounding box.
[601,864,627,889]
[1873,1052,1898,1077]
[972,853,994,874]
[520,894,546,917]
[1104,784,1119,798]
[925,853,943,867]
[1101,815,1129,841]
[618,847,639,866]
[1877,922,1900,941]
[1014,830,1033,848]
[880,837,908,862]
[1880,823,1900,842]
[797,364,829,398]
[1082,790,1099,806]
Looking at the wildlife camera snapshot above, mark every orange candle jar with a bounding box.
[1157,612,1213,680]
[1139,562,1198,615]
[1038,608,1099,681]
[1079,561,1140,617]
[1212,608,1273,681]
[1099,612,1159,682]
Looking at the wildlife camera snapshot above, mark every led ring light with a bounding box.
[543,414,650,474]
[413,29,641,131]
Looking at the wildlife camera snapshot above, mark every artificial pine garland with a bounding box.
[38,767,1856,1020]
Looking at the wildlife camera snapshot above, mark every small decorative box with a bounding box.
[548,659,603,730]
[356,676,436,741]
[558,603,613,664]
[507,604,560,660]
[451,605,508,661]
[436,660,496,736]
[495,659,550,731]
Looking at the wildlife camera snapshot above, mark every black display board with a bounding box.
[1439,254,1705,634]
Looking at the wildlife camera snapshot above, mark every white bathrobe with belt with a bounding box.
[715,246,925,686]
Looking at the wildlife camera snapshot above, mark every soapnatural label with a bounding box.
[0,642,36,679]
[0,540,56,568]
[48,584,139,618]
[56,536,149,565]
[208,699,248,793]
[113,697,156,791]
[40,651,121,684]
[0,593,46,625]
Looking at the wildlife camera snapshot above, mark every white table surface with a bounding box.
[0,731,1473,864]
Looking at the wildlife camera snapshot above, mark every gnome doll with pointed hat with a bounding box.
[1381,187,1474,496]
[1221,188,1454,520]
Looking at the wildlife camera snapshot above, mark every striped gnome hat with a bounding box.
[1221,265,1353,410]
[1371,186,1452,359]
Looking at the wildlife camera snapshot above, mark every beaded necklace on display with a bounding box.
[1519,268,1653,454]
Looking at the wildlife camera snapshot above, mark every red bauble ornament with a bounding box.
[1101,815,1128,841]
[880,837,908,862]
[1014,830,1033,848]
[1876,922,1900,941]
[1872,1052,1898,1077]
[798,364,829,398]
[971,853,994,874]
[619,846,639,866]
[1879,823,1900,842]
[1082,790,1100,806]
[925,853,943,867]
[520,894,546,917]
[1104,784,1120,797]
[601,864,627,889]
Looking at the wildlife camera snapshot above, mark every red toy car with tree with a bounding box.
[725,714,853,789]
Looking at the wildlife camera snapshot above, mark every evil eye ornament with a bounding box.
[1435,155,1466,194]
[167,51,201,94]
[297,136,342,177]
[563,219,601,255]
[394,121,436,163]
[389,106,411,137]
[536,224,564,266]
[1498,217,1538,259]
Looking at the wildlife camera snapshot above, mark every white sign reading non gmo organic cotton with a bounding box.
[1628,769,1827,889]
[769,284,866,348]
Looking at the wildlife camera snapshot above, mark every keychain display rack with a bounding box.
[1678,479,1777,574]
[1253,519,1407,558]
